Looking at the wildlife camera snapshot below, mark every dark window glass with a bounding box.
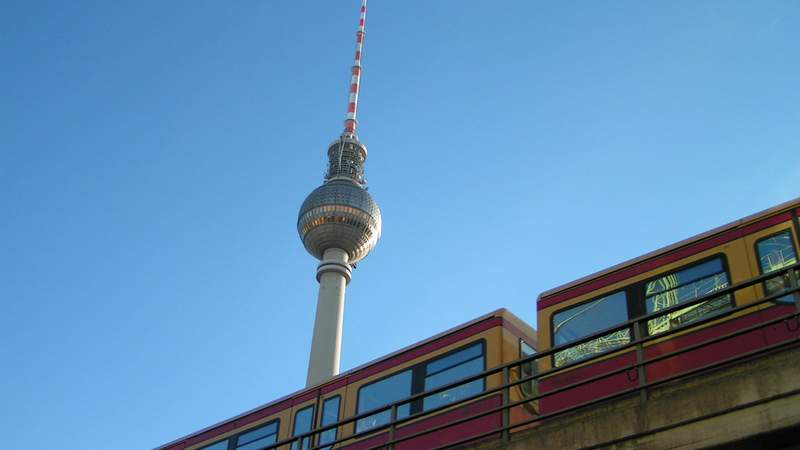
[423,343,485,411]
[356,370,412,433]
[553,291,630,367]
[236,421,278,450]
[318,396,340,450]
[426,344,482,374]
[519,340,537,398]
[202,441,230,450]
[645,257,732,335]
[757,231,798,303]
[291,406,315,450]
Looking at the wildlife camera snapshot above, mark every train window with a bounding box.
[236,420,278,450]
[291,405,315,450]
[356,370,412,433]
[519,340,537,398]
[756,230,798,303]
[423,342,485,411]
[553,290,630,367]
[318,396,340,450]
[645,256,732,335]
[201,440,229,450]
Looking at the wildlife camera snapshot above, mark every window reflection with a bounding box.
[356,370,412,433]
[354,342,488,433]
[201,441,229,450]
[757,231,798,304]
[291,406,315,450]
[645,257,731,335]
[236,421,278,450]
[318,396,340,450]
[553,291,630,367]
[519,340,537,398]
[423,343,484,411]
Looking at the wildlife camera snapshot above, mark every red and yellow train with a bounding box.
[155,310,536,450]
[537,198,799,414]
[156,197,799,450]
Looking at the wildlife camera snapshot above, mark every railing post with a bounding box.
[633,321,648,403]
[387,404,397,450]
[501,366,510,442]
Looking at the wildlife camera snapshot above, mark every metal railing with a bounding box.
[261,262,800,450]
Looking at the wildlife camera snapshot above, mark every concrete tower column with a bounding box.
[297,0,380,389]
[306,248,352,387]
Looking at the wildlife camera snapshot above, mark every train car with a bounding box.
[155,308,537,450]
[536,198,800,414]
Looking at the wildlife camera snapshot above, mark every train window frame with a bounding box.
[291,404,315,450]
[639,253,734,336]
[519,339,537,398]
[421,340,486,412]
[234,418,280,450]
[354,339,487,434]
[754,229,799,304]
[355,368,413,433]
[199,439,230,450]
[317,395,341,450]
[549,289,632,368]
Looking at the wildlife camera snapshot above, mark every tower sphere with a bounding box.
[297,179,382,263]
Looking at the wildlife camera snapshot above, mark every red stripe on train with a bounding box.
[343,395,502,450]
[348,318,502,384]
[181,317,503,446]
[184,400,292,447]
[538,213,792,310]
[538,305,800,415]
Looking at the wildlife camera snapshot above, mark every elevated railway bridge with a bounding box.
[157,200,800,450]
[258,263,800,450]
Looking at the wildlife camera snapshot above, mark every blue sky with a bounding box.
[1,1,798,449]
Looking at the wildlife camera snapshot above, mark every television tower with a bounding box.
[297,0,382,388]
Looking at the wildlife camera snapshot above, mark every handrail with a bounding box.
[544,261,799,358]
[425,334,800,450]
[260,263,800,450]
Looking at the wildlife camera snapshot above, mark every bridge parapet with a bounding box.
[465,345,800,450]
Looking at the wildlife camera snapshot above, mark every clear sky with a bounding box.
[2,1,798,449]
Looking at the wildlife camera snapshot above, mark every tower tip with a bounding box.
[344,0,368,135]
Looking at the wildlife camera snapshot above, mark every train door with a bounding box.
[316,393,343,450]
[742,216,800,345]
[288,397,317,450]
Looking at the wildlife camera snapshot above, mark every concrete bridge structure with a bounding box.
[465,346,800,450]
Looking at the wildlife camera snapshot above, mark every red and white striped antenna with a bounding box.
[343,0,368,136]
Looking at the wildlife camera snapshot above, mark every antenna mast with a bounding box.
[344,0,368,136]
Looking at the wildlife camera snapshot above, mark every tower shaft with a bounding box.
[299,0,381,388]
[307,248,351,387]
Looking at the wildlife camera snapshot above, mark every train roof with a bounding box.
[538,196,800,304]
[154,308,535,450]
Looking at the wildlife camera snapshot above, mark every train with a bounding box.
[155,310,537,450]
[537,197,799,415]
[156,197,799,450]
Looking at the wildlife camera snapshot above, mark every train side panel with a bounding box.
[538,204,800,415]
[338,325,505,449]
[158,310,538,450]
